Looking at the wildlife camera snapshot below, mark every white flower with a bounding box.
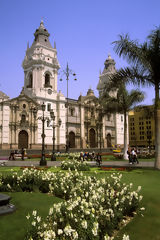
[137,186,141,192]
[32,221,36,226]
[122,234,130,240]
[49,207,53,215]
[58,229,63,235]
[81,220,87,229]
[140,207,145,211]
[37,216,41,222]
[26,214,30,220]
[32,210,37,216]
[7,184,11,189]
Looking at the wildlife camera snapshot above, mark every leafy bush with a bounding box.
[61,159,90,171]
[26,172,143,239]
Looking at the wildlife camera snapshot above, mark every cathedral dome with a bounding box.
[87,88,95,96]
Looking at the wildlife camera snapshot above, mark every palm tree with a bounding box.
[111,26,160,169]
[100,83,144,160]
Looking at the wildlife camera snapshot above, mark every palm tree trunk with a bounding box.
[123,111,128,160]
[154,84,160,169]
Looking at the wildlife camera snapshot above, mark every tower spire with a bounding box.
[40,18,45,29]
[54,41,56,49]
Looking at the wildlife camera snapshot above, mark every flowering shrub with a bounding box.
[61,159,90,171]
[55,152,80,160]
[0,168,144,239]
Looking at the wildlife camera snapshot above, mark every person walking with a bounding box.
[131,148,138,164]
[127,147,132,164]
[96,153,102,167]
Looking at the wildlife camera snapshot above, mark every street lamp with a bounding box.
[85,102,91,148]
[96,111,103,152]
[38,102,49,166]
[50,110,62,161]
[33,108,37,145]
[60,63,77,152]
[147,131,152,153]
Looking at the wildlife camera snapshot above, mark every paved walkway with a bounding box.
[0,159,154,168]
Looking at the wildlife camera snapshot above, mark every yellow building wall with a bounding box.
[129,106,155,147]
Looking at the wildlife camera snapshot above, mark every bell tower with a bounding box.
[22,20,60,100]
[97,54,116,97]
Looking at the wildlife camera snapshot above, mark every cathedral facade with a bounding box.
[0,21,125,151]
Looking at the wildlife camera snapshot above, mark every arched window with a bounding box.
[27,73,33,88]
[44,73,51,88]
[70,107,75,116]
[21,114,26,123]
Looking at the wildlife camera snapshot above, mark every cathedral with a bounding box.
[0,21,124,151]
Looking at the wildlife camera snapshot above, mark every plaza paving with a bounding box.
[0,159,154,168]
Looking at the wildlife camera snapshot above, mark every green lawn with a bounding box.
[0,192,62,240]
[115,169,160,240]
[0,168,160,240]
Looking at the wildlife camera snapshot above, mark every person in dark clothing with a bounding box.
[96,153,102,167]
[21,148,25,160]
[79,152,83,161]
[91,151,95,161]
[127,147,132,164]
[9,151,15,160]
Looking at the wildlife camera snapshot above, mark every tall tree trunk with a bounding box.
[154,83,160,169]
[123,111,128,160]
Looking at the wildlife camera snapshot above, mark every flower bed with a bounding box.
[101,167,130,171]
[27,154,51,159]
[0,167,144,239]
[20,166,50,171]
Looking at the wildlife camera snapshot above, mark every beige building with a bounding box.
[0,21,125,151]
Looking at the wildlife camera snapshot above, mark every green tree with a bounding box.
[111,26,160,169]
[101,84,144,160]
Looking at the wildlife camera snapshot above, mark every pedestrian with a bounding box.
[9,150,15,160]
[21,148,25,161]
[127,147,132,164]
[83,152,88,161]
[96,153,102,167]
[79,152,83,161]
[91,151,95,161]
[134,147,139,164]
[131,148,138,164]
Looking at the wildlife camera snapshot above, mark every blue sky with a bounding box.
[0,0,159,104]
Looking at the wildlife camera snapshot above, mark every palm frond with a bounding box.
[108,67,153,87]
[112,34,144,66]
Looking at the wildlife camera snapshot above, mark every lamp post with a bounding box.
[147,131,152,153]
[85,102,91,148]
[38,102,49,166]
[50,110,62,161]
[33,108,37,145]
[60,63,77,152]
[96,110,103,152]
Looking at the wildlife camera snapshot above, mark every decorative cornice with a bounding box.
[23,58,60,70]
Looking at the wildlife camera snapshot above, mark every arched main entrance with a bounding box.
[69,131,75,148]
[107,133,112,147]
[89,128,96,148]
[18,130,28,149]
